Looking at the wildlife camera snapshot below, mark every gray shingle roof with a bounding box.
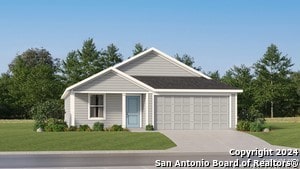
[132,76,237,89]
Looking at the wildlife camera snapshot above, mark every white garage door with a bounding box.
[155,96,229,130]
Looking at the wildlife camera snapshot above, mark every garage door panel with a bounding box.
[182,105,190,112]
[174,105,181,112]
[183,97,190,103]
[164,105,172,112]
[212,97,219,104]
[202,97,210,103]
[164,97,172,104]
[212,114,219,121]
[220,123,228,128]
[194,114,202,122]
[202,114,210,121]
[174,97,182,103]
[202,105,210,113]
[194,105,201,112]
[202,123,210,129]
[155,96,229,130]
[157,97,164,103]
[156,123,164,129]
[183,114,190,122]
[212,123,220,129]
[174,114,181,121]
[220,105,228,112]
[174,123,181,129]
[220,97,228,103]
[164,114,172,122]
[157,114,163,122]
[194,123,202,129]
[220,114,228,121]
[212,105,219,113]
[164,123,172,129]
[157,105,164,112]
[183,123,190,129]
[194,97,201,104]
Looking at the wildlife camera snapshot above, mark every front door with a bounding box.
[126,96,140,128]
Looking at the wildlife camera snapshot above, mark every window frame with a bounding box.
[88,93,106,120]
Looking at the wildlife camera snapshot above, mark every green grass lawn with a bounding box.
[0,120,176,151]
[250,121,300,148]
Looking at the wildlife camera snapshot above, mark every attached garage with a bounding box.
[155,95,230,130]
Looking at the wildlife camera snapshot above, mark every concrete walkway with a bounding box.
[160,130,286,152]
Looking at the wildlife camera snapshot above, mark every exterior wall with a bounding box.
[74,93,122,127]
[142,94,146,127]
[118,52,195,76]
[74,71,146,92]
[148,93,153,125]
[141,93,153,127]
[231,93,236,128]
[64,95,71,125]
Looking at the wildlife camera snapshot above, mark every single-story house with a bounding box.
[61,48,242,130]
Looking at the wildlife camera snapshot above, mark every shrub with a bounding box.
[238,106,264,122]
[249,119,265,132]
[111,124,123,131]
[237,120,251,131]
[45,118,67,132]
[33,118,46,131]
[106,124,123,131]
[93,122,104,131]
[146,124,154,131]
[66,126,77,131]
[79,124,92,131]
[31,99,65,131]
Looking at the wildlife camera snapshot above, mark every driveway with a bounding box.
[160,130,286,152]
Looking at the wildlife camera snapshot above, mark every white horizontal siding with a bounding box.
[74,93,122,128]
[231,94,236,127]
[118,52,195,76]
[74,71,146,92]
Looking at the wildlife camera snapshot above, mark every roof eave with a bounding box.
[154,89,243,93]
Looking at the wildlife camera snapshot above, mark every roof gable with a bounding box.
[114,48,211,79]
[61,68,154,99]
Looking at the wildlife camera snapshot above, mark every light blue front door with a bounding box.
[126,96,140,128]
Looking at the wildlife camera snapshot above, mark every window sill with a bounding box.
[88,117,106,120]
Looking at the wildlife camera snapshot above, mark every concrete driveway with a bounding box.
[160,130,285,152]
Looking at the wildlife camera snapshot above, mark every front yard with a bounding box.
[250,118,300,148]
[0,120,176,151]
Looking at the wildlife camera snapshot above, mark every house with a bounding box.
[61,48,242,130]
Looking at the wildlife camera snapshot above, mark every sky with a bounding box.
[0,0,299,75]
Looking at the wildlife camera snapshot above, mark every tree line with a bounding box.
[0,39,299,120]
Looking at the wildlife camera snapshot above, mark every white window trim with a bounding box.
[88,93,106,120]
[122,93,126,128]
[145,93,149,126]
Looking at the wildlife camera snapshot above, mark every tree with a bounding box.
[132,43,147,56]
[175,53,201,71]
[253,44,294,118]
[62,38,103,86]
[222,65,259,121]
[206,70,221,80]
[62,40,123,86]
[8,48,63,118]
[102,43,123,69]
[0,73,16,118]
[285,71,300,116]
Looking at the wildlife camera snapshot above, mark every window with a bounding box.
[89,94,105,119]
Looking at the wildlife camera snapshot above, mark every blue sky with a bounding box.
[0,0,299,75]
